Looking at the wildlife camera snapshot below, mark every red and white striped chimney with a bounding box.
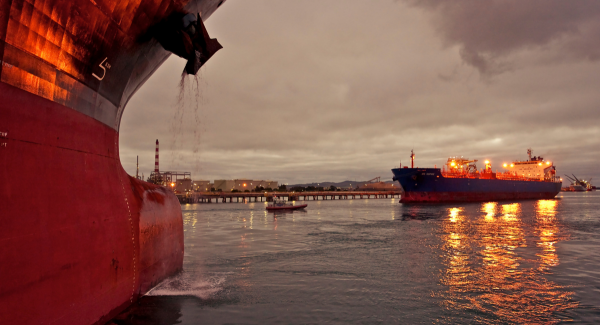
[155,139,159,173]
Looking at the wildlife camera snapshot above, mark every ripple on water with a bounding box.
[112,195,600,324]
[146,271,226,300]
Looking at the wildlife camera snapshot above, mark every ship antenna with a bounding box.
[136,155,139,179]
[527,148,532,161]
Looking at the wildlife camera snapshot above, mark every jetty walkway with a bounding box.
[177,191,402,204]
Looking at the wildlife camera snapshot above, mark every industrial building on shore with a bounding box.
[147,139,278,193]
[213,179,279,192]
[171,179,279,193]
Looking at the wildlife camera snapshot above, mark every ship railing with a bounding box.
[495,172,548,182]
[441,170,554,182]
[441,171,479,179]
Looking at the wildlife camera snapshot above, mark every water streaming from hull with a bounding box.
[169,72,206,175]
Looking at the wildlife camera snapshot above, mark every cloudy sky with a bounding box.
[119,0,600,185]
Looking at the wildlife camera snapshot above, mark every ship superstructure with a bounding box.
[502,149,555,181]
[392,149,561,203]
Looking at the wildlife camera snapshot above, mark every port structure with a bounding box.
[178,190,402,204]
[149,170,191,188]
[147,139,192,187]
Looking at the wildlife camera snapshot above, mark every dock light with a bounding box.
[171,183,175,187]
[485,160,490,164]
[450,162,456,166]
[503,163,507,167]
[510,164,514,167]
[546,161,550,165]
[538,163,542,166]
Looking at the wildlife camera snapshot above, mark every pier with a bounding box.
[177,191,402,204]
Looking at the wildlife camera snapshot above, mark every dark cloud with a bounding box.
[407,0,600,75]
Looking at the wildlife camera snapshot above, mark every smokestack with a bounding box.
[155,139,159,173]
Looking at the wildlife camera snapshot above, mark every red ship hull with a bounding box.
[0,0,225,322]
[400,191,560,203]
[0,82,183,324]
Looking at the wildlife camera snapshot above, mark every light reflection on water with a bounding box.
[536,200,559,271]
[115,194,600,324]
[439,200,577,323]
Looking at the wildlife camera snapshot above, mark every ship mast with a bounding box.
[410,150,415,168]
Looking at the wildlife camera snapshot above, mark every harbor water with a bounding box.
[113,192,600,324]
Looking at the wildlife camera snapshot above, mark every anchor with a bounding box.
[154,12,222,75]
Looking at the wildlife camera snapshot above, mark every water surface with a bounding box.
[113,192,600,324]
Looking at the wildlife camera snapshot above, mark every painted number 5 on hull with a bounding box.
[92,57,111,81]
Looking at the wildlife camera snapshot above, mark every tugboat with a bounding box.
[266,196,308,211]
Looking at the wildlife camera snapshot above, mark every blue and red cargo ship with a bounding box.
[392,150,562,203]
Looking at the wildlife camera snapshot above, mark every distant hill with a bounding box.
[288,180,395,189]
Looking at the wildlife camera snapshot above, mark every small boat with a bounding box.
[266,197,307,211]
